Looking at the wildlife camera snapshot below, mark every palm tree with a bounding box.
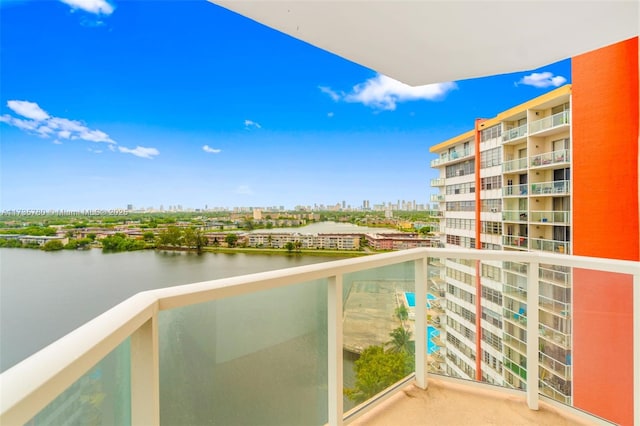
[386,327,413,355]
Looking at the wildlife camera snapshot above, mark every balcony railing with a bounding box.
[502,123,528,143]
[430,178,445,187]
[530,180,570,195]
[530,149,570,168]
[503,235,528,248]
[502,210,528,221]
[529,110,570,134]
[530,211,570,224]
[502,157,528,173]
[430,148,472,167]
[1,248,638,426]
[530,237,570,254]
[502,184,528,197]
[430,194,445,202]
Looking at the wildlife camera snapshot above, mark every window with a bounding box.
[480,199,501,212]
[481,176,502,190]
[480,125,502,142]
[446,201,475,211]
[481,221,502,235]
[480,147,501,168]
[481,285,503,305]
[445,160,475,178]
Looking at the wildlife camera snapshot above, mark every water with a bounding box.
[0,248,341,372]
[1,248,413,424]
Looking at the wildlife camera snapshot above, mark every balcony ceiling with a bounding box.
[210,1,638,86]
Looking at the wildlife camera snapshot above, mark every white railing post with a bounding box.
[131,313,159,425]
[328,275,344,426]
[526,259,540,410]
[634,272,640,426]
[415,256,428,389]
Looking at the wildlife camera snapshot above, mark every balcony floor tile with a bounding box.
[350,379,591,425]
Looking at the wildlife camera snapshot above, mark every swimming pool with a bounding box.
[404,292,436,308]
[428,325,440,354]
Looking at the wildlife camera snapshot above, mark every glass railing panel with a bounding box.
[530,180,569,195]
[539,264,570,287]
[502,184,528,197]
[530,238,569,254]
[502,235,528,248]
[502,124,527,142]
[27,338,131,425]
[502,158,528,173]
[159,279,328,426]
[530,149,570,167]
[529,110,570,134]
[342,262,416,412]
[567,267,634,425]
[530,210,570,224]
[502,210,528,221]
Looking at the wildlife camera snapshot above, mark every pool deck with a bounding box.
[343,281,409,353]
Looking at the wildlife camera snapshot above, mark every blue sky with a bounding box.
[0,0,571,211]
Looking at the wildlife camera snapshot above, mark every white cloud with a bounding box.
[320,74,457,111]
[2,100,116,144]
[1,99,160,160]
[53,140,63,145]
[203,145,221,154]
[319,86,341,102]
[244,119,261,129]
[88,148,103,154]
[117,146,159,159]
[327,112,334,118]
[235,185,253,195]
[518,72,567,88]
[7,100,50,120]
[59,0,114,15]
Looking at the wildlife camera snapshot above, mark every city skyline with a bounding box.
[1,0,570,211]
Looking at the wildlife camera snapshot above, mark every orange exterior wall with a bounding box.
[571,37,638,426]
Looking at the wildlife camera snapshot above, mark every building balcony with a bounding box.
[530,149,570,169]
[530,210,570,224]
[430,148,473,168]
[502,210,528,222]
[503,235,528,249]
[502,157,528,173]
[502,183,528,197]
[529,110,570,136]
[430,178,445,187]
[1,248,637,426]
[530,237,570,254]
[502,123,528,144]
[430,193,445,202]
[530,180,570,196]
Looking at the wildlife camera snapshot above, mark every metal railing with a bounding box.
[1,248,638,426]
[430,193,445,202]
[529,110,570,134]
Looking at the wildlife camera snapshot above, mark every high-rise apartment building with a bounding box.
[429,37,638,424]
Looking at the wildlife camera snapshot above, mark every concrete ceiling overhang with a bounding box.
[210,1,638,86]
